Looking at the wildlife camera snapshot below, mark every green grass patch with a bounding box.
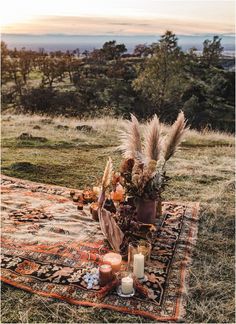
[1,114,235,323]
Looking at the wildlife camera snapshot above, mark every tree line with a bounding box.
[1,31,235,132]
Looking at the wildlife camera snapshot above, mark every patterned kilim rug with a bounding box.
[1,175,200,322]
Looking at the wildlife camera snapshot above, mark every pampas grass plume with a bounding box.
[162,111,187,162]
[118,114,143,160]
[144,114,161,161]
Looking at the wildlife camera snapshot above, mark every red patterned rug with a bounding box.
[1,175,200,322]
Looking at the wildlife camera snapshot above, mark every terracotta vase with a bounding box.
[135,198,157,224]
[157,199,162,218]
[135,198,162,224]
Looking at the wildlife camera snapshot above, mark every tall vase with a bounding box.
[157,199,162,218]
[136,198,157,224]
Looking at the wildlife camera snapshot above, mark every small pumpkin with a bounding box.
[82,189,97,203]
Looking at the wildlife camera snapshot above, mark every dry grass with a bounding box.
[1,114,235,323]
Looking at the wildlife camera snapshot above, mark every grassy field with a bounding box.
[1,114,235,323]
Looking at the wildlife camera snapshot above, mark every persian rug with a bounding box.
[1,175,200,322]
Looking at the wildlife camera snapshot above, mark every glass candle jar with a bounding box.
[137,240,152,263]
[99,264,113,286]
[116,271,135,297]
[103,252,122,273]
[121,272,134,295]
[128,240,152,268]
[128,241,139,269]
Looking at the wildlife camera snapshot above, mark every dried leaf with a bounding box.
[98,208,124,252]
[101,157,113,192]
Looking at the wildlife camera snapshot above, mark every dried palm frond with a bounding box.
[118,114,143,160]
[101,157,113,191]
[144,114,161,161]
[162,111,187,162]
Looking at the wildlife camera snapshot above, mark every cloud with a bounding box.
[2,15,234,35]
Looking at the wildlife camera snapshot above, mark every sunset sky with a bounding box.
[1,0,235,35]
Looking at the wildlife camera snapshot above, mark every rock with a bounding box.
[18,133,33,140]
[17,133,48,142]
[41,118,53,124]
[55,125,69,130]
[75,125,94,132]
[2,116,11,121]
[10,162,38,172]
[33,125,41,130]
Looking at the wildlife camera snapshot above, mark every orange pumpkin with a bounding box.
[82,189,97,203]
[111,183,125,202]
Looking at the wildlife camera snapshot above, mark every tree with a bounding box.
[202,36,224,67]
[62,51,82,83]
[38,55,66,87]
[1,41,10,84]
[17,48,36,84]
[101,41,127,60]
[133,44,151,57]
[133,31,186,117]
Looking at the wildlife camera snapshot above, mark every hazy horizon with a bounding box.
[2,33,235,54]
[1,0,234,54]
[1,0,235,36]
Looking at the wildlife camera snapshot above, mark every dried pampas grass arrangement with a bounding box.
[117,111,187,199]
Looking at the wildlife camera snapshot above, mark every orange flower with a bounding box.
[16,260,40,275]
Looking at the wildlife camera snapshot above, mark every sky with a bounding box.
[1,0,235,35]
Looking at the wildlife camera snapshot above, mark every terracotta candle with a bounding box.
[121,275,133,295]
[99,264,113,286]
[103,252,122,272]
[133,253,144,279]
[90,202,99,221]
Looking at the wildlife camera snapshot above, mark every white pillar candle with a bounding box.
[133,253,144,279]
[121,276,133,295]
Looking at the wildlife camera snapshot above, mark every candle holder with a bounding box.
[137,274,148,283]
[137,240,152,263]
[99,264,113,287]
[128,241,152,268]
[128,241,139,270]
[103,252,122,273]
[116,271,135,298]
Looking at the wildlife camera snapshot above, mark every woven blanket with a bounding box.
[1,175,199,322]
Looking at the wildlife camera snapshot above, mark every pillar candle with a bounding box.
[121,276,133,295]
[99,264,113,286]
[103,252,122,272]
[133,253,144,279]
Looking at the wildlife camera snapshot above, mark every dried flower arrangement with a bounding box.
[119,112,187,200]
[97,112,187,251]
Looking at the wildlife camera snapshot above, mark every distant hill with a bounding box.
[2,33,235,55]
